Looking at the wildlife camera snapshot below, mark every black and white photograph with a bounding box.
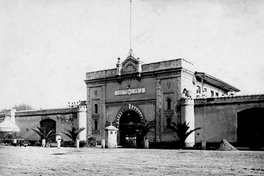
[0,0,264,175]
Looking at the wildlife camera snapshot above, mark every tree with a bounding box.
[169,121,201,149]
[12,103,33,111]
[32,126,55,146]
[62,126,85,145]
[135,120,155,148]
[0,109,8,113]
[0,103,33,113]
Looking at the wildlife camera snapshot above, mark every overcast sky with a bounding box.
[1,0,264,110]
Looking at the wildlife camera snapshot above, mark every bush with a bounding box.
[35,141,41,146]
[87,137,97,147]
[61,141,74,147]
[79,140,88,147]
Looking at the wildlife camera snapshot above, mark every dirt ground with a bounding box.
[0,146,264,176]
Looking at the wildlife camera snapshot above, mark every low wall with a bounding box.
[194,94,264,145]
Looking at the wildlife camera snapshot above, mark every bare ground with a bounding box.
[0,146,264,176]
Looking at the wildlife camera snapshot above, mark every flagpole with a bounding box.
[129,0,133,56]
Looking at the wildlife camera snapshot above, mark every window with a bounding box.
[92,100,100,115]
[94,104,98,114]
[197,86,201,94]
[203,88,207,92]
[211,90,214,97]
[166,117,172,128]
[216,92,219,97]
[94,120,98,130]
[167,98,172,110]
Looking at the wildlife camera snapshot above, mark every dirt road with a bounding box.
[0,146,263,175]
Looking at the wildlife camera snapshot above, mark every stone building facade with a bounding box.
[84,54,242,147]
[2,55,264,148]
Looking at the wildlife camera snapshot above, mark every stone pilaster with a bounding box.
[155,79,162,142]
[87,88,92,137]
[101,85,106,140]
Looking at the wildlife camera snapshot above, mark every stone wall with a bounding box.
[14,108,79,142]
[194,94,264,144]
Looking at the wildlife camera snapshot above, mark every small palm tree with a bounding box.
[169,121,201,149]
[32,126,55,146]
[136,120,155,148]
[62,126,85,145]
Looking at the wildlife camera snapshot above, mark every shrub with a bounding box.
[62,126,85,145]
[35,141,41,146]
[79,140,88,147]
[169,121,201,149]
[87,137,97,147]
[31,126,55,146]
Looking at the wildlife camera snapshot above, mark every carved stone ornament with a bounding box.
[121,56,139,74]
[167,82,171,89]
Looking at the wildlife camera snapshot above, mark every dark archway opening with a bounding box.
[40,119,56,142]
[237,108,264,149]
[119,110,142,147]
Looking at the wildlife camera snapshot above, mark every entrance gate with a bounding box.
[115,104,144,147]
[40,119,56,142]
[237,108,264,148]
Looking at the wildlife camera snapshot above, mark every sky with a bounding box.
[0,0,264,110]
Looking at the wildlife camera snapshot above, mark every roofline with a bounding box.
[195,72,240,92]
[86,58,190,74]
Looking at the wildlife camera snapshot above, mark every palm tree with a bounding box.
[169,121,201,149]
[62,126,85,145]
[32,126,55,147]
[135,120,155,148]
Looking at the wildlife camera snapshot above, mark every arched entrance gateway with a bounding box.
[237,108,264,149]
[115,104,144,147]
[40,119,56,142]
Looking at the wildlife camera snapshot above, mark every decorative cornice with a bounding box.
[85,67,183,85]
[85,58,193,82]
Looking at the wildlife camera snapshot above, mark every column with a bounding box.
[181,98,195,147]
[77,106,87,141]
